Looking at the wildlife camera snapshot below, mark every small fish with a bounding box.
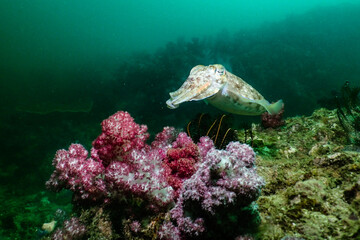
[166,64,283,116]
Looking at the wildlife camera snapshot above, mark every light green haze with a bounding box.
[0,0,355,114]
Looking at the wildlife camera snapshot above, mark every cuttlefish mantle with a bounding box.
[166,64,283,116]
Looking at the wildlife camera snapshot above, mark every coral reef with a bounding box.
[44,111,264,239]
[47,111,176,209]
[4,108,360,240]
[247,108,360,239]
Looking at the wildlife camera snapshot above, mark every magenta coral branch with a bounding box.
[92,111,150,166]
[46,144,106,201]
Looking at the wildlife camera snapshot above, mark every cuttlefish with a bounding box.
[166,64,283,116]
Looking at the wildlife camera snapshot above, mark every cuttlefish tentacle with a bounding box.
[166,64,283,116]
[166,64,226,109]
[166,78,212,109]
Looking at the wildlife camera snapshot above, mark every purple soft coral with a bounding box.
[168,137,264,237]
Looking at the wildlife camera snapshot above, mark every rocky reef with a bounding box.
[245,108,360,239]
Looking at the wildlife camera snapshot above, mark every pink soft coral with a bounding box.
[105,147,174,209]
[47,112,176,208]
[46,144,106,201]
[92,111,149,166]
[163,132,200,196]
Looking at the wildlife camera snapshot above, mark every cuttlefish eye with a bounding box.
[215,66,225,75]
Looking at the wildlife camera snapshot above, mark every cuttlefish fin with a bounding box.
[255,99,284,115]
[166,78,218,109]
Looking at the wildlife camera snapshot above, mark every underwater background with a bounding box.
[1,0,360,239]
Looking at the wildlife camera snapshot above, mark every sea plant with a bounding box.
[336,81,360,146]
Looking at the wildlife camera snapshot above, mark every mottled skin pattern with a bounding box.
[166,64,283,116]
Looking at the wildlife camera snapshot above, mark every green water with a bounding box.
[0,0,359,239]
